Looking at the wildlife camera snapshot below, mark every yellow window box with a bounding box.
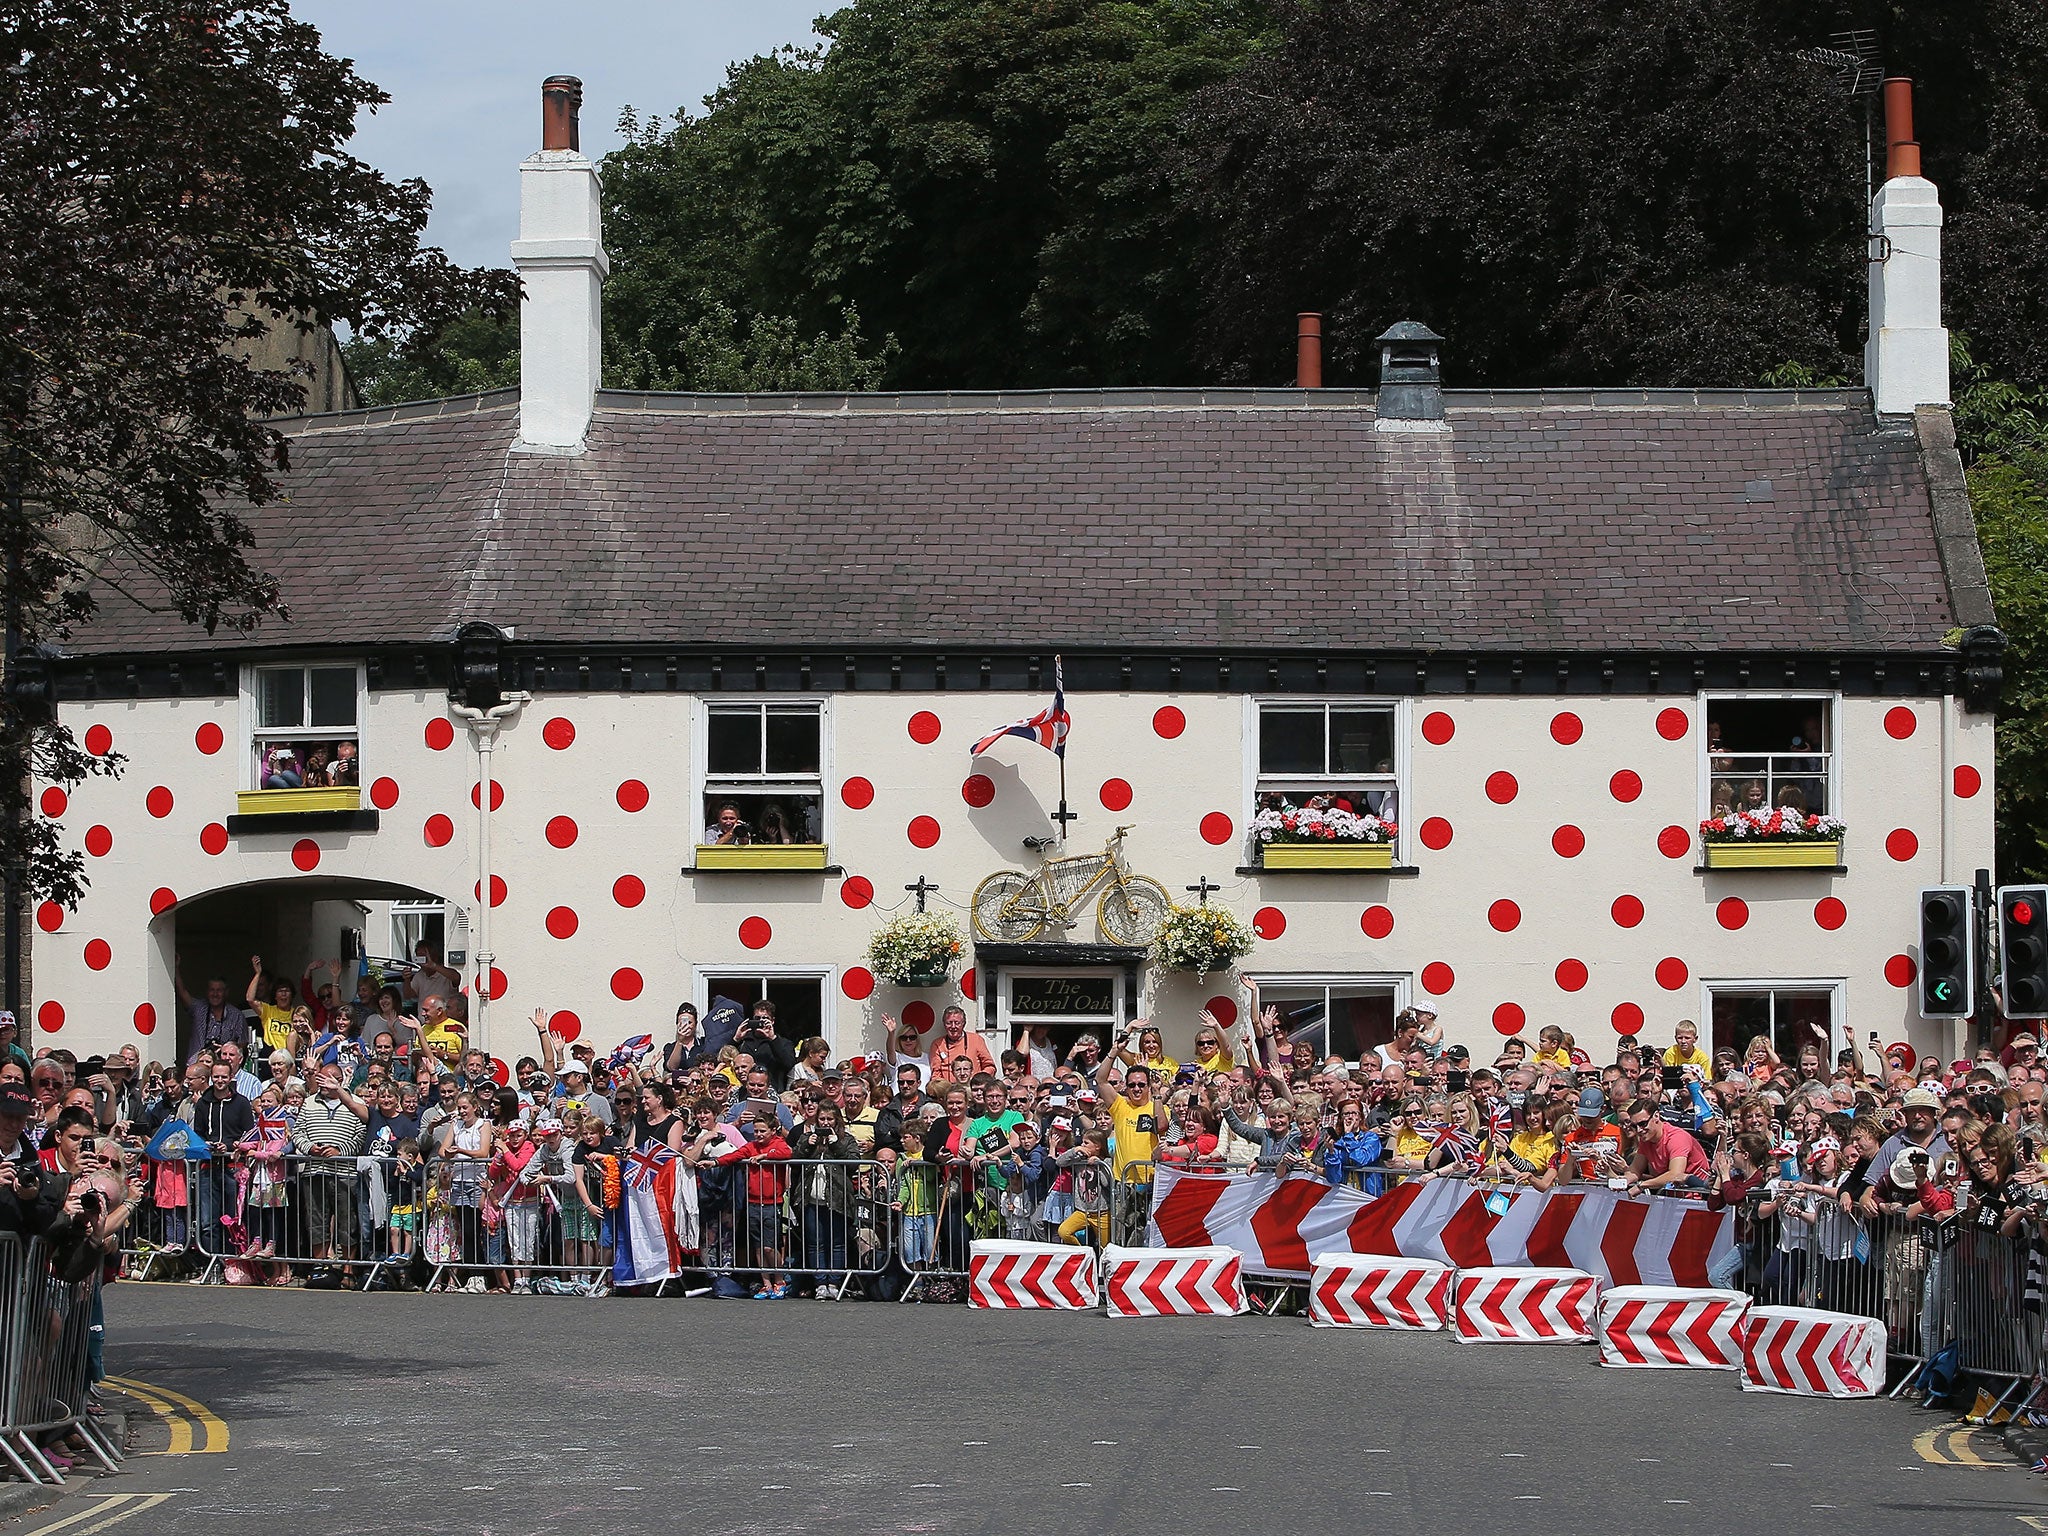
[695,844,830,871]
[235,787,362,816]
[1701,840,1842,869]
[1259,842,1395,870]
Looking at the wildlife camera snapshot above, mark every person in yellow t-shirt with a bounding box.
[246,955,299,1053]
[1506,1106,1560,1178]
[1192,1010,1237,1075]
[1135,1024,1179,1082]
[1531,1025,1575,1072]
[1663,1019,1714,1076]
[1097,1031,1166,1179]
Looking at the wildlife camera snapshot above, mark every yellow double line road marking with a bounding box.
[102,1375,228,1455]
[22,1492,179,1536]
[1911,1421,2016,1467]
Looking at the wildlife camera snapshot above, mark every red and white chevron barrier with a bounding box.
[1451,1266,1599,1343]
[967,1240,1098,1311]
[1147,1168,1731,1287]
[1101,1244,1247,1318]
[1308,1253,1452,1330]
[1595,1285,1750,1369]
[1739,1306,1887,1398]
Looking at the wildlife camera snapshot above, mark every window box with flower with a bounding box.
[1251,804,1397,869]
[1699,808,1846,869]
[867,911,966,987]
[1150,904,1256,976]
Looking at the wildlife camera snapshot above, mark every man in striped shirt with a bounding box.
[292,1067,369,1279]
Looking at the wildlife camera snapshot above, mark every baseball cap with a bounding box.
[535,1116,563,1134]
[0,1011,14,1029]
[1443,1044,1470,1062]
[559,1060,590,1078]
[1808,1135,1842,1156]
[1413,1003,1439,1018]
[0,1087,32,1116]
[1901,1087,1942,1111]
[1575,1086,1605,1116]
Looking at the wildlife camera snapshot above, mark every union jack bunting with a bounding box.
[971,656,1070,759]
[625,1144,676,1192]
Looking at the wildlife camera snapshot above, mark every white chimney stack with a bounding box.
[1865,77,1949,417]
[512,76,609,451]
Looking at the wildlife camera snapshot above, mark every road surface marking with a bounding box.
[1913,1422,2018,1468]
[22,1493,178,1536]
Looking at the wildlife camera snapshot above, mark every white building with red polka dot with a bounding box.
[15,77,2005,1074]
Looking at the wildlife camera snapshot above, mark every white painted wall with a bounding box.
[31,685,1994,1068]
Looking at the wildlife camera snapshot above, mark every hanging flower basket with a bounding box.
[867,911,966,986]
[1150,903,1256,975]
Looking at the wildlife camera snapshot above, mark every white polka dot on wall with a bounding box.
[1884,706,1917,740]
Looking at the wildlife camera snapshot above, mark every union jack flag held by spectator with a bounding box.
[605,1034,655,1075]
[625,1144,677,1192]
[972,656,1070,759]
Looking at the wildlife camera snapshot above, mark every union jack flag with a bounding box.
[249,1111,292,1142]
[1485,1101,1514,1147]
[624,1144,676,1192]
[1423,1120,1481,1163]
[971,656,1070,759]
[604,1034,655,1075]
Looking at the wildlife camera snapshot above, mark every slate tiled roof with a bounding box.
[68,386,1957,656]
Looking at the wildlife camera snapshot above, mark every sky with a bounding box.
[293,0,827,270]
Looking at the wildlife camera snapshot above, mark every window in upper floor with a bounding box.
[1704,695,1834,817]
[1252,701,1402,852]
[699,701,826,850]
[246,664,362,797]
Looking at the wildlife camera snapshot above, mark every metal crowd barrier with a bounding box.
[0,1235,123,1486]
[421,1150,612,1295]
[696,1155,895,1300]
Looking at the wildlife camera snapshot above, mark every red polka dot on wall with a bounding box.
[1360,906,1394,939]
[550,1011,582,1043]
[903,1000,935,1031]
[1884,706,1917,740]
[840,876,874,909]
[1655,957,1690,991]
[1612,1002,1645,1035]
[1492,1002,1526,1035]
[149,888,177,916]
[39,787,65,818]
[545,815,579,849]
[1487,899,1520,933]
[613,875,645,908]
[1205,997,1239,1027]
[1098,779,1132,812]
[1420,962,1455,995]
[1421,711,1455,745]
[145,786,174,818]
[617,779,649,812]
[908,816,941,849]
[370,777,401,811]
[488,968,508,1001]
[134,1003,156,1036]
[423,814,454,848]
[1253,907,1286,940]
[907,711,942,745]
[960,969,978,1002]
[83,939,111,971]
[842,968,876,1001]
[1552,825,1585,858]
[1200,812,1234,846]
[84,724,113,756]
[1884,954,1917,989]
[38,1001,62,1032]
[611,968,643,1001]
[1814,897,1847,931]
[1609,770,1643,803]
[84,825,112,857]
[1550,711,1584,745]
[961,775,995,808]
[1655,707,1690,741]
[1611,894,1644,928]
[1885,828,1919,862]
[1555,959,1589,992]
[1485,771,1518,805]
[489,1059,509,1086]
[424,717,454,751]
[1656,826,1691,859]
[1152,707,1186,739]
[195,721,224,755]
[1418,817,1453,850]
[542,717,576,750]
[474,875,507,908]
[739,916,773,949]
[35,902,62,933]
[1953,765,1982,798]
[545,906,579,940]
[200,822,229,855]
[1717,898,1749,930]
[471,781,505,811]
[291,839,321,872]
[840,777,875,810]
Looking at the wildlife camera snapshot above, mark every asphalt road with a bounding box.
[23,1285,2040,1536]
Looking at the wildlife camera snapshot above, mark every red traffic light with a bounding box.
[2017,900,2038,928]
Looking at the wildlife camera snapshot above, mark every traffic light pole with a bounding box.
[1974,867,1995,1038]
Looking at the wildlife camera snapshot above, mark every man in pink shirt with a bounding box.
[926,1005,995,1079]
[1623,1098,1711,1192]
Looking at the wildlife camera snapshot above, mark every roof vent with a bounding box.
[1377,321,1444,422]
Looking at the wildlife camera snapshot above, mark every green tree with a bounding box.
[0,1,515,904]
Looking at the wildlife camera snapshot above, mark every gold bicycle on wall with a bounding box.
[970,825,1172,945]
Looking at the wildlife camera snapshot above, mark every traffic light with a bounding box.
[2000,885,2048,1019]
[1918,886,1974,1019]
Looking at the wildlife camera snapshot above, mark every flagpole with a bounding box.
[1057,751,1068,844]
[1055,653,1069,842]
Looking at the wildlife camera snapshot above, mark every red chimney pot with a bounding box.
[1296,313,1323,389]
[541,75,583,153]
[1882,78,1918,180]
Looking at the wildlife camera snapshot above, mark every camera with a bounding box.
[1445,1070,1469,1093]
[1660,1065,1683,1091]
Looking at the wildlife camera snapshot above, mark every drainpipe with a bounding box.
[447,692,529,1060]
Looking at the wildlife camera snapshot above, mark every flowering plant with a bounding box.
[866,911,966,983]
[1150,903,1256,974]
[1251,804,1397,845]
[1699,808,1847,843]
